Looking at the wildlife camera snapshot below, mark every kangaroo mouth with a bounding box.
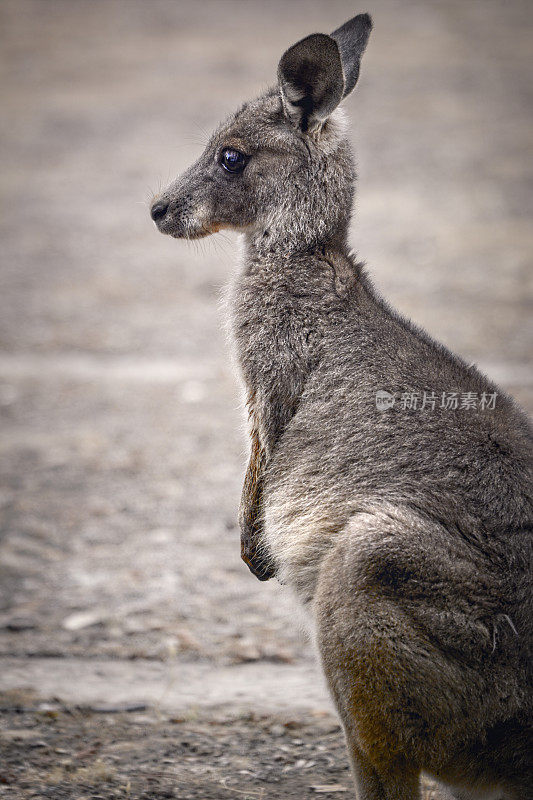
[153,213,221,241]
[171,222,221,240]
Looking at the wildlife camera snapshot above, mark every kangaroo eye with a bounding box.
[221,148,247,173]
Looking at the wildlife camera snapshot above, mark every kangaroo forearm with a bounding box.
[238,378,307,580]
[239,431,265,537]
[239,432,274,580]
[240,391,300,520]
[256,400,294,459]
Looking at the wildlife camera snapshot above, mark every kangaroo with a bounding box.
[150,13,532,800]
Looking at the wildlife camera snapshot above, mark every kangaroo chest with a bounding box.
[230,267,319,456]
[229,248,353,455]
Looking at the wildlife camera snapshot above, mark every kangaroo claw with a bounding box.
[240,537,276,581]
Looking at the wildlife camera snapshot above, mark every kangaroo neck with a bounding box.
[241,233,360,301]
[244,216,351,261]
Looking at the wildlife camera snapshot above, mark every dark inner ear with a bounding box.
[278,33,344,132]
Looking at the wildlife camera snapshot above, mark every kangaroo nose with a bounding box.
[150,200,169,222]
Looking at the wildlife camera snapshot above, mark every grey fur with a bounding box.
[151,14,532,800]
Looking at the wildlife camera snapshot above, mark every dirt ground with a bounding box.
[1,689,455,800]
[0,0,532,798]
[0,690,351,800]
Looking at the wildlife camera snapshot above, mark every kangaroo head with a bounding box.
[151,14,372,251]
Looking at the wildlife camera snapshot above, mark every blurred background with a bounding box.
[0,0,531,797]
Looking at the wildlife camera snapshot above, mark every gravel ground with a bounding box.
[0,0,531,797]
[0,690,352,800]
[0,690,447,800]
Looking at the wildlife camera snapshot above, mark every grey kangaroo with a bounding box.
[150,14,532,800]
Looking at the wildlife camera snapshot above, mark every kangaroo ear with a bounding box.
[278,14,372,133]
[330,13,373,99]
[278,33,344,133]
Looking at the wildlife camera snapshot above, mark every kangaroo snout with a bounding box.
[151,176,219,240]
[150,200,168,222]
[149,193,191,238]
